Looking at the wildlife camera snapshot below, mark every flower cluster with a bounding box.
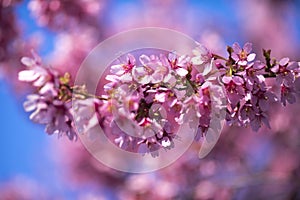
[216,43,300,131]
[82,46,219,156]
[18,51,77,140]
[18,42,300,157]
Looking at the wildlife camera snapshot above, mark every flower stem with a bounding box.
[63,84,108,101]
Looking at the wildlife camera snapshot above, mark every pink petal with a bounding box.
[151,71,164,83]
[30,50,42,63]
[247,53,256,62]
[271,65,279,73]
[203,62,212,76]
[105,74,120,82]
[222,76,232,84]
[132,66,147,78]
[287,62,298,70]
[21,57,35,66]
[177,55,189,67]
[243,42,252,53]
[232,42,242,53]
[120,73,132,82]
[169,98,177,107]
[139,54,150,66]
[238,60,248,66]
[33,76,47,87]
[253,62,265,70]
[127,54,136,64]
[168,51,177,62]
[39,82,58,96]
[18,70,39,81]
[155,93,166,103]
[139,75,151,84]
[231,54,239,62]
[110,64,125,75]
[279,57,289,66]
[176,68,188,77]
[232,76,244,85]
[191,56,204,65]
[23,100,37,112]
[138,143,149,154]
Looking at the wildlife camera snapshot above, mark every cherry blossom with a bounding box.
[19,52,77,140]
[232,42,256,66]
[18,42,300,156]
[271,57,298,87]
[280,84,297,106]
[222,75,245,108]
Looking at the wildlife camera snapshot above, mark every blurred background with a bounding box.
[1,0,300,199]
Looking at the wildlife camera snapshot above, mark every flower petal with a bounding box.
[232,76,244,85]
[139,54,150,66]
[110,64,125,75]
[247,53,256,62]
[18,70,39,82]
[191,56,204,65]
[155,93,166,103]
[202,62,212,76]
[21,57,36,66]
[176,68,188,77]
[279,57,289,66]
[232,42,242,53]
[222,76,232,84]
[243,42,252,54]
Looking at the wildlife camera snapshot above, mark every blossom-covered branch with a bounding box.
[18,43,300,157]
[215,43,300,131]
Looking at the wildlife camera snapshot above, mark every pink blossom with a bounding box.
[271,57,297,87]
[132,54,169,84]
[191,44,212,66]
[280,84,297,106]
[167,52,190,77]
[232,42,256,66]
[222,75,245,108]
[238,61,265,91]
[18,41,300,156]
[195,85,212,139]
[19,53,77,140]
[250,108,271,131]
[24,94,76,140]
[110,54,135,75]
[19,54,50,86]
[240,103,255,122]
